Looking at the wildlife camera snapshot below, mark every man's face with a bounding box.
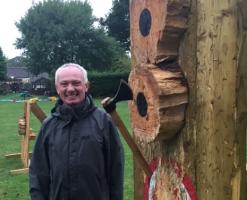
[55,67,88,106]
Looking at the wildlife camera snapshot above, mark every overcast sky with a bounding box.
[0,0,112,59]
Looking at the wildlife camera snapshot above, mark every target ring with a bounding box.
[144,158,197,200]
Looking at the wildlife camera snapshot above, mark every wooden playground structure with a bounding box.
[5,99,46,175]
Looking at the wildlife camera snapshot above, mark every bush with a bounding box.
[0,87,7,95]
[88,71,129,97]
[22,83,32,91]
[48,70,130,97]
[0,82,9,95]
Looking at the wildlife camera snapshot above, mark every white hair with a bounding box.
[55,63,88,84]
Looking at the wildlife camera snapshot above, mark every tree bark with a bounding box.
[195,0,247,199]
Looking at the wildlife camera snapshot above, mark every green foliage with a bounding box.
[22,83,32,91]
[0,47,7,81]
[0,98,133,200]
[88,71,129,97]
[6,56,26,68]
[15,0,129,75]
[0,89,5,95]
[49,68,131,97]
[0,88,7,95]
[101,0,130,50]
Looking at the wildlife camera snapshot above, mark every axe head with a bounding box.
[112,79,133,104]
[102,79,133,113]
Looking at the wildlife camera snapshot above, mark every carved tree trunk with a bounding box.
[129,0,247,199]
[195,0,247,199]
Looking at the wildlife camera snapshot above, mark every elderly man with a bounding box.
[29,63,124,200]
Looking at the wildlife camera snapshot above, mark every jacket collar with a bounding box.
[51,93,96,121]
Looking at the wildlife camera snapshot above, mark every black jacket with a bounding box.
[29,95,124,200]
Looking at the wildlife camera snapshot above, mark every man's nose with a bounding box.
[67,83,75,91]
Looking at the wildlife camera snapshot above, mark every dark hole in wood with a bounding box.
[157,57,180,72]
[157,57,189,87]
[137,92,148,117]
[139,8,152,37]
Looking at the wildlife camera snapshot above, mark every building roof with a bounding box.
[31,72,49,82]
[7,67,49,81]
[7,67,31,79]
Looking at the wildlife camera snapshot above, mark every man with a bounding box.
[29,63,124,200]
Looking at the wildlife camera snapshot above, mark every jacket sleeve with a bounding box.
[29,121,51,200]
[106,116,124,200]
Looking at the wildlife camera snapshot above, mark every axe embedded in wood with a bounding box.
[101,80,152,177]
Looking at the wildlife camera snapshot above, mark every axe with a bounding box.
[101,80,152,177]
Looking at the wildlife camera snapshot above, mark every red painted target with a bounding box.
[144,158,197,200]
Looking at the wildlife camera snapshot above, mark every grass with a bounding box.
[0,94,133,200]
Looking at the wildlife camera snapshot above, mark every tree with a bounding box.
[15,0,129,75]
[0,47,7,81]
[7,56,26,68]
[101,0,130,51]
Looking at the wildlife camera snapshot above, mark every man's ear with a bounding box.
[55,84,59,95]
[85,81,90,92]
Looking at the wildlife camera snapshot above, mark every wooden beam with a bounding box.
[10,168,29,176]
[30,102,46,123]
[5,153,22,158]
[5,152,32,159]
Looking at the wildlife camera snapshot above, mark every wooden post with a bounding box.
[129,0,247,199]
[5,100,47,175]
[21,101,31,168]
[195,0,247,199]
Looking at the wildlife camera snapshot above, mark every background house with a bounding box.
[31,73,50,95]
[7,67,31,83]
[5,57,50,95]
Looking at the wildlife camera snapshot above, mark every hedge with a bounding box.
[88,71,130,97]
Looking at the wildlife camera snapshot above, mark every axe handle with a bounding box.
[110,109,152,177]
[30,102,46,123]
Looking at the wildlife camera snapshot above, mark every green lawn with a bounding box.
[0,95,133,200]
